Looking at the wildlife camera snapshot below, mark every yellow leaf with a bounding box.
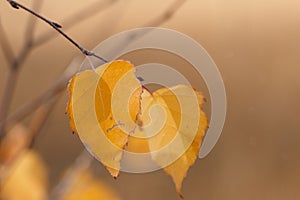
[139,85,208,197]
[66,60,142,178]
[160,87,208,197]
[59,169,120,200]
[0,150,48,200]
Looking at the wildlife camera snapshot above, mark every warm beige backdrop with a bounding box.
[1,0,300,199]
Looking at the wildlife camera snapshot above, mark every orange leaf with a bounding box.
[66,60,142,177]
[139,85,208,197]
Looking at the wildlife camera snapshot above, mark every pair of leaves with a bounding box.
[66,60,208,197]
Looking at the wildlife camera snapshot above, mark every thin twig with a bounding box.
[33,0,118,47]
[2,0,188,130]
[10,0,43,70]
[0,17,15,65]
[1,0,114,137]
[7,0,108,63]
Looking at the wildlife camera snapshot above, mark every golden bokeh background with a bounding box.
[1,0,300,199]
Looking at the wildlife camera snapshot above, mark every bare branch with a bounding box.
[33,0,118,47]
[7,0,108,63]
[0,1,44,138]
[2,0,187,130]
[0,17,15,65]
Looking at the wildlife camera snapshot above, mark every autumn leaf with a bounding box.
[66,60,142,178]
[136,85,208,197]
[154,86,207,197]
[0,150,48,200]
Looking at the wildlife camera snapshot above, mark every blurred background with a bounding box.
[0,0,300,199]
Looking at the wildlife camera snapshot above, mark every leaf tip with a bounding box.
[179,192,184,199]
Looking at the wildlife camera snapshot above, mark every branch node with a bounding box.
[51,22,62,29]
[82,48,89,56]
[8,0,19,9]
